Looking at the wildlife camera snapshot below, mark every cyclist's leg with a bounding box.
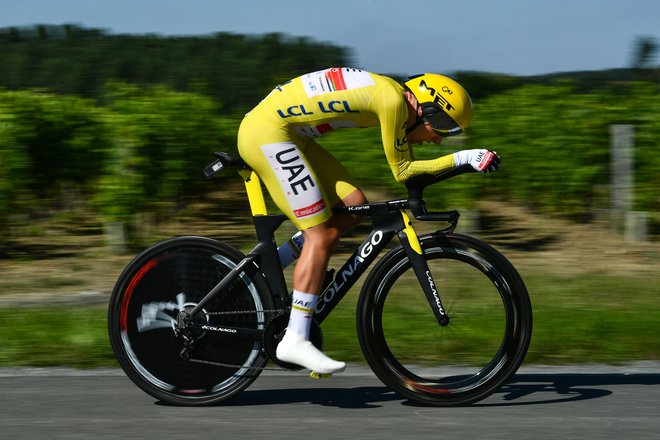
[238,127,351,373]
[279,139,368,373]
[291,139,365,293]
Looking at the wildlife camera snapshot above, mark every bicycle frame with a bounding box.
[190,163,455,329]
[112,152,531,407]
[316,202,448,325]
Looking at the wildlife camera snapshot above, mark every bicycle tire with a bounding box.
[357,233,532,406]
[108,236,273,406]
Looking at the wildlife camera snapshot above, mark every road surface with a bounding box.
[1,363,659,439]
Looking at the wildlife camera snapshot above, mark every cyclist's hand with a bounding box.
[453,149,501,173]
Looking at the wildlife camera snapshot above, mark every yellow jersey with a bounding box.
[245,67,454,182]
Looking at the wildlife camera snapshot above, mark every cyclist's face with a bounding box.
[408,122,444,145]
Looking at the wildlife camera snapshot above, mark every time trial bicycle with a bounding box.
[107,151,532,407]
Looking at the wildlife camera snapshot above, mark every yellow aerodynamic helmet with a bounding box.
[403,73,473,136]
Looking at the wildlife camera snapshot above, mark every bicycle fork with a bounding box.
[397,211,450,326]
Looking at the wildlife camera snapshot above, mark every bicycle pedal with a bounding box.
[310,372,332,379]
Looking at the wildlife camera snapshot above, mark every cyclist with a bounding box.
[237,68,500,374]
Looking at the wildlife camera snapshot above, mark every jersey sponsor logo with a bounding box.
[277,100,359,120]
[274,147,315,196]
[277,104,315,118]
[261,143,327,219]
[293,199,326,218]
[394,136,408,151]
[303,67,375,98]
[318,100,359,114]
[395,121,408,151]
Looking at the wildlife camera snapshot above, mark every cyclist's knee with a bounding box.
[303,221,341,251]
[339,188,367,207]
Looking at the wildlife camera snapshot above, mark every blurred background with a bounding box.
[0,0,658,367]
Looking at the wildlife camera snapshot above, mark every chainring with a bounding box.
[263,311,324,370]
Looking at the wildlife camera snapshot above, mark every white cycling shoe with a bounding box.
[276,331,346,374]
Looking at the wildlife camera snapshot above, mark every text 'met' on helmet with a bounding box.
[403,74,473,136]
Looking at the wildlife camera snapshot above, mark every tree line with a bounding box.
[0,24,349,114]
[5,25,655,107]
[0,25,658,251]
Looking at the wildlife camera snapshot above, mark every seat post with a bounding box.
[238,168,291,303]
[239,169,268,216]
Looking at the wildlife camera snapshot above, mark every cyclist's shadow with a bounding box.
[226,372,660,408]
[228,385,400,409]
[477,371,660,407]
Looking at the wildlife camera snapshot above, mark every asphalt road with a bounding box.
[1,363,659,440]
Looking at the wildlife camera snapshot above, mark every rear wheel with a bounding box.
[357,233,532,406]
[108,236,273,405]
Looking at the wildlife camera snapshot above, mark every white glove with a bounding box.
[453,149,501,173]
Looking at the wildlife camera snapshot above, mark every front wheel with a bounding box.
[357,233,532,406]
[108,236,273,406]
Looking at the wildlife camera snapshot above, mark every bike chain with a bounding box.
[185,307,291,372]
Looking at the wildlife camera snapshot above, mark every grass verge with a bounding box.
[1,199,658,369]
[1,269,658,368]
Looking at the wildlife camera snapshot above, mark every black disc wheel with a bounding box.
[108,236,273,406]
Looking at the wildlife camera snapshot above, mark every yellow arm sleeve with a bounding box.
[394,154,456,182]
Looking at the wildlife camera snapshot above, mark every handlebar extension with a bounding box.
[405,164,473,221]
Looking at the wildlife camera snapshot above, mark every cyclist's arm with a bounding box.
[375,93,456,182]
[395,154,456,181]
[372,79,493,182]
